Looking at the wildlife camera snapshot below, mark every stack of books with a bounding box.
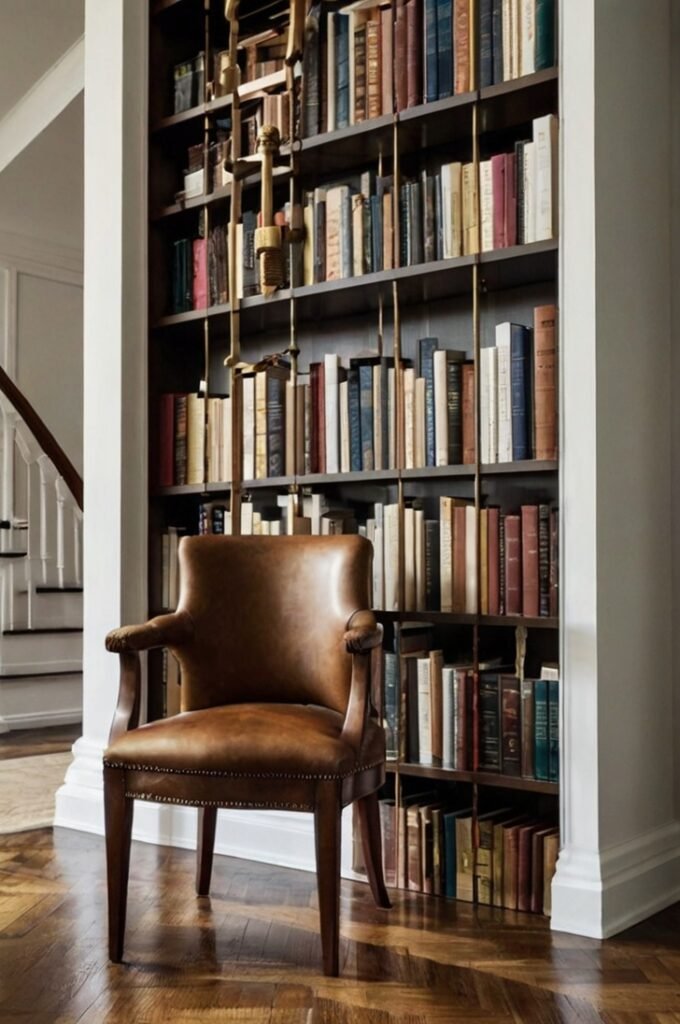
[173,52,205,113]
[479,667,560,781]
[157,393,232,487]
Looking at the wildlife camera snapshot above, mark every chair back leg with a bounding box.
[103,767,134,963]
[314,780,342,977]
[196,806,218,896]
[356,792,392,909]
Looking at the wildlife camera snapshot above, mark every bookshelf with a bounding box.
[148,0,559,916]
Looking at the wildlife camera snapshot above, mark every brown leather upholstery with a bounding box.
[102,535,390,976]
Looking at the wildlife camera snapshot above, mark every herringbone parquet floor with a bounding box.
[1,826,680,1023]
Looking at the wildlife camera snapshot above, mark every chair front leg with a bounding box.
[104,767,134,963]
[314,780,342,977]
[196,806,218,896]
[356,791,392,909]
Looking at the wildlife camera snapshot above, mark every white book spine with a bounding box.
[384,503,399,611]
[465,504,478,614]
[502,0,512,80]
[222,397,231,482]
[441,164,453,259]
[415,508,425,611]
[433,349,449,467]
[388,367,396,469]
[511,0,521,79]
[442,667,455,767]
[495,325,513,462]
[241,502,253,536]
[417,658,433,765]
[533,114,558,242]
[303,201,314,286]
[520,0,535,76]
[373,364,383,470]
[451,162,463,257]
[524,140,536,243]
[404,506,416,610]
[339,379,350,474]
[480,348,491,465]
[324,353,340,474]
[414,376,426,468]
[242,376,255,481]
[480,160,494,252]
[404,367,416,469]
[488,346,498,463]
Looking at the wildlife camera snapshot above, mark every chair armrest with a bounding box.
[105,611,193,653]
[341,611,383,753]
[108,651,142,745]
[343,609,383,654]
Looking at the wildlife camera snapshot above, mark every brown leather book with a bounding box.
[406,0,422,108]
[431,807,444,896]
[504,514,522,615]
[454,668,469,770]
[454,0,470,94]
[521,505,539,617]
[430,649,444,762]
[531,826,557,914]
[493,814,528,908]
[379,798,397,887]
[366,11,382,119]
[518,823,539,911]
[502,822,521,910]
[394,0,408,111]
[500,674,521,776]
[453,504,467,613]
[487,506,500,615]
[381,3,394,114]
[462,362,476,463]
[533,304,558,460]
[420,803,440,894]
[354,23,367,123]
[407,803,423,891]
[455,813,474,902]
[310,361,325,474]
[543,832,560,915]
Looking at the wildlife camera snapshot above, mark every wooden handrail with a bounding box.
[0,365,83,511]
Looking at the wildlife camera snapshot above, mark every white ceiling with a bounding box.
[0,0,84,122]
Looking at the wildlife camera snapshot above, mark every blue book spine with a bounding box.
[443,813,457,898]
[419,337,439,466]
[548,679,559,782]
[479,0,494,88]
[436,0,453,99]
[336,15,350,128]
[370,195,383,273]
[384,652,400,759]
[340,190,352,278]
[510,325,532,460]
[534,679,549,781]
[359,364,375,470]
[348,368,362,472]
[492,0,503,85]
[425,0,439,102]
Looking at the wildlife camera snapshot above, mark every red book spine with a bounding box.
[504,514,522,615]
[394,0,408,112]
[521,505,539,617]
[406,0,422,108]
[158,394,175,488]
[491,154,506,249]
[504,153,517,247]
[462,363,476,464]
[533,304,558,460]
[192,238,208,309]
[487,507,500,615]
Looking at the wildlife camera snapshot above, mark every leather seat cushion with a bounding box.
[104,702,385,780]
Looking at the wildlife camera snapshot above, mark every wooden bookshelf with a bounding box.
[148,0,560,914]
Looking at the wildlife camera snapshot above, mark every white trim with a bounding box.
[0,659,82,676]
[552,821,680,938]
[0,230,83,281]
[2,707,81,730]
[0,37,84,177]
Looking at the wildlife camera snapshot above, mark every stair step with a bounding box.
[3,627,83,636]
[0,669,83,680]
[0,552,26,559]
[0,522,27,530]
[36,587,84,596]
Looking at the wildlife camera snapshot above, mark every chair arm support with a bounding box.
[105,611,193,653]
[108,651,142,745]
[343,609,383,654]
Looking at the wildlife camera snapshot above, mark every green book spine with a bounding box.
[534,679,549,781]
[535,0,556,71]
[548,679,559,782]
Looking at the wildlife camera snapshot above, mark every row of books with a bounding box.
[365,797,558,912]
[173,52,205,114]
[302,0,556,137]
[480,306,557,464]
[384,649,559,780]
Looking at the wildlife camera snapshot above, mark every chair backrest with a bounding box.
[173,534,373,714]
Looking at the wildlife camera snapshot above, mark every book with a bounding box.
[534,678,549,780]
[500,674,521,776]
[521,504,539,617]
[543,831,560,915]
[533,304,557,460]
[521,677,535,778]
[479,673,501,771]
[548,677,559,782]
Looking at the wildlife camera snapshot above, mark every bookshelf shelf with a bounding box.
[148,0,560,915]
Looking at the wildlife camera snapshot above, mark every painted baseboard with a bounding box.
[55,738,355,876]
[3,707,81,730]
[551,820,680,938]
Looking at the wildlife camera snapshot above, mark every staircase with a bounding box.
[0,367,82,733]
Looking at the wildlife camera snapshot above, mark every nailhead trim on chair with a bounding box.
[127,791,313,811]
[104,758,383,780]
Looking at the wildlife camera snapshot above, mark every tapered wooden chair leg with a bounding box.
[196,806,218,896]
[357,792,392,909]
[103,767,134,963]
[314,781,342,977]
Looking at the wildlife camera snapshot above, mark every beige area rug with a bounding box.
[0,751,72,834]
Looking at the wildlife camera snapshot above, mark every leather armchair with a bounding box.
[103,534,390,976]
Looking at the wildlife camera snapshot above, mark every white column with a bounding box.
[55,0,148,832]
[553,0,680,938]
